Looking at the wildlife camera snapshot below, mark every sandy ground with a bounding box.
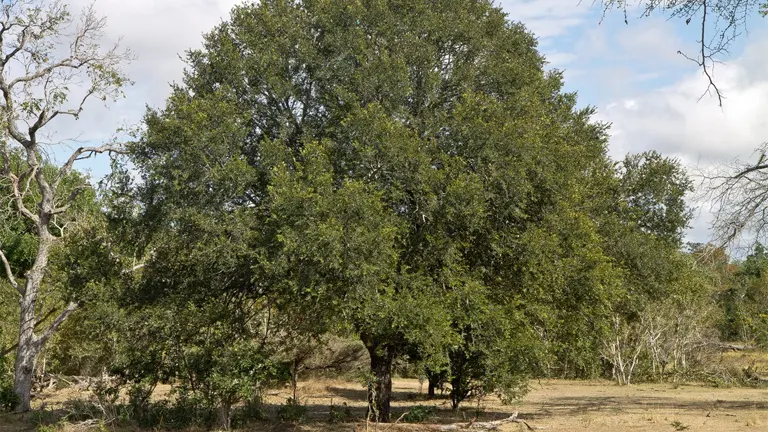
[3,378,768,431]
[256,378,768,431]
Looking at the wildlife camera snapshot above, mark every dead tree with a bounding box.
[697,145,768,251]
[0,0,131,412]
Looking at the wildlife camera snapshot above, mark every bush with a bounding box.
[0,382,18,412]
[402,405,433,423]
[231,398,266,428]
[328,401,353,423]
[277,398,307,423]
[0,355,18,412]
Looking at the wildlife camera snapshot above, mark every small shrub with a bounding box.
[403,405,433,423]
[30,409,59,429]
[0,355,18,412]
[231,399,266,428]
[0,382,19,412]
[671,420,690,431]
[328,402,353,423]
[278,398,307,423]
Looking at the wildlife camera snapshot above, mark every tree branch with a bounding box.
[56,145,127,188]
[36,301,79,347]
[2,23,30,66]
[732,162,768,179]
[50,184,91,215]
[8,172,40,223]
[1,306,64,357]
[0,247,21,294]
[123,263,146,274]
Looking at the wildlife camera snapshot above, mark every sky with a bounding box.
[45,0,768,248]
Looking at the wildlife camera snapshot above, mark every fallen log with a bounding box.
[436,412,542,431]
[717,343,755,352]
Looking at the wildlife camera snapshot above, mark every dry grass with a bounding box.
[721,349,768,373]
[4,377,768,431]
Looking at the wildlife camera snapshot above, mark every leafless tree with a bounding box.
[696,145,768,250]
[0,0,131,412]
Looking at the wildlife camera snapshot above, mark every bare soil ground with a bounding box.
[3,377,768,431]
[257,378,768,431]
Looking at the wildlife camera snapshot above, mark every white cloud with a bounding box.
[497,0,593,38]
[597,35,768,245]
[46,0,597,176]
[32,0,241,175]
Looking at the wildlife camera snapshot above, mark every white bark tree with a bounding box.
[0,0,131,412]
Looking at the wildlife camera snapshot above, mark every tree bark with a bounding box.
[362,336,394,423]
[12,235,68,413]
[14,286,41,412]
[449,349,468,411]
[216,403,232,431]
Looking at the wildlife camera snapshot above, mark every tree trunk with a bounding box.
[216,403,232,431]
[363,337,394,423]
[12,237,76,413]
[426,368,443,398]
[449,349,469,411]
[14,290,40,413]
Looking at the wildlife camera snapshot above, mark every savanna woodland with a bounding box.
[2,0,768,431]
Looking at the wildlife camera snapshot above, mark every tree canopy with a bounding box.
[108,0,701,423]
[0,1,734,428]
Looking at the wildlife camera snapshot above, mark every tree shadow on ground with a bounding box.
[259,399,532,425]
[536,395,768,416]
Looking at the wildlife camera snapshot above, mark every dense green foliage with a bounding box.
[2,0,764,429]
[114,0,640,421]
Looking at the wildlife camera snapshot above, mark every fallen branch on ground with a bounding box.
[436,412,543,430]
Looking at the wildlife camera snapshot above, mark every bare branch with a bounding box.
[57,144,127,187]
[597,0,759,107]
[690,0,724,106]
[0,247,21,294]
[2,23,30,66]
[123,263,146,274]
[0,305,62,357]
[695,144,768,250]
[36,301,79,347]
[50,183,90,215]
[8,171,39,223]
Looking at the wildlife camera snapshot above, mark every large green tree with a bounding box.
[122,0,638,421]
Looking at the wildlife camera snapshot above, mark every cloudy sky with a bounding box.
[49,0,767,247]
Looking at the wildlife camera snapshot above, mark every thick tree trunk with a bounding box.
[12,236,76,413]
[14,289,40,413]
[362,337,394,423]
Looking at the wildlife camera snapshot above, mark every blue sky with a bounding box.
[49,0,768,249]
